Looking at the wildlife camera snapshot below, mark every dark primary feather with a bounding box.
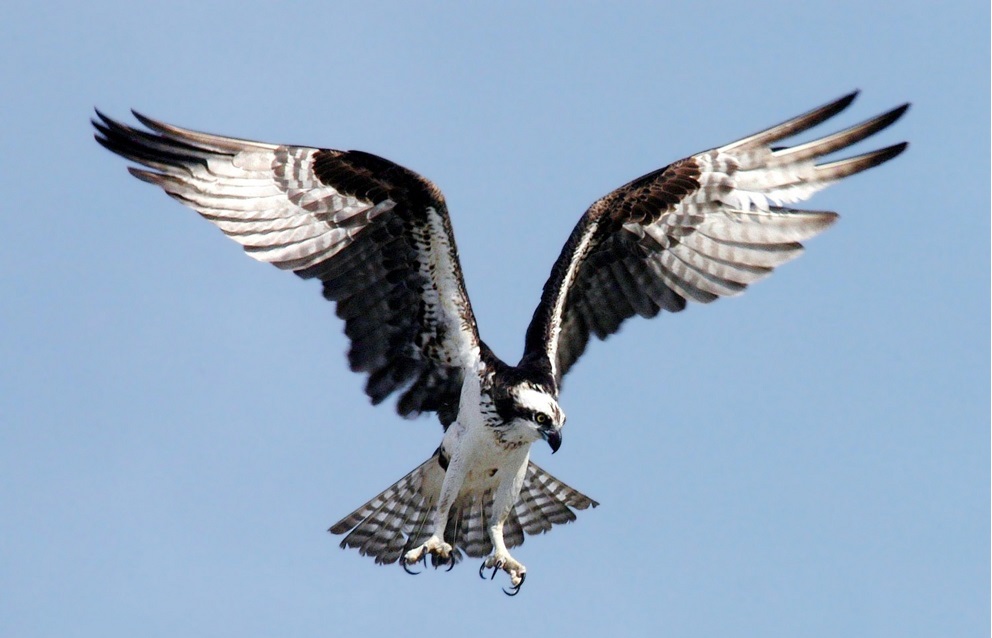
[521,92,909,388]
[93,111,480,425]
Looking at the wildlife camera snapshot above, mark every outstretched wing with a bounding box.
[93,112,481,424]
[521,91,909,389]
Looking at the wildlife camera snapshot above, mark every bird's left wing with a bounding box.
[520,92,908,389]
[93,112,480,424]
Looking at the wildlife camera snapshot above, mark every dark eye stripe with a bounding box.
[492,390,553,425]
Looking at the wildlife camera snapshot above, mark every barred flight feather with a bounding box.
[93,110,481,423]
[522,91,907,387]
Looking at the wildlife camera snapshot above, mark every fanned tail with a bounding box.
[329,456,597,567]
[497,461,599,552]
[329,456,443,565]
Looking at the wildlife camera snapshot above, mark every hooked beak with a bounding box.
[541,428,562,454]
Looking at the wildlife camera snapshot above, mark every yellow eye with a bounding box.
[535,414,548,425]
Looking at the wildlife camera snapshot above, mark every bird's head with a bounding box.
[494,382,565,453]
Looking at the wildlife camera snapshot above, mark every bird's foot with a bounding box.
[479,551,527,595]
[401,535,453,574]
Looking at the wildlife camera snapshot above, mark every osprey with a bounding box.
[93,92,907,594]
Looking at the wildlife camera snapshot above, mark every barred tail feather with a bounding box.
[512,461,598,534]
[329,456,444,565]
[440,461,597,560]
[329,457,597,567]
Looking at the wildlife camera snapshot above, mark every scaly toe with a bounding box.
[403,546,423,562]
[503,571,526,596]
[481,552,527,594]
[402,536,453,575]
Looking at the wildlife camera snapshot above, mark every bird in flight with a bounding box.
[93,91,907,595]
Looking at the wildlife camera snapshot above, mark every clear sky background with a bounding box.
[2,2,988,637]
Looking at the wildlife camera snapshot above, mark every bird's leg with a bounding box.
[401,454,461,569]
[402,534,453,567]
[480,459,528,593]
[482,520,527,595]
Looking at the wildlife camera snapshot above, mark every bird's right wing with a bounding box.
[93,112,483,424]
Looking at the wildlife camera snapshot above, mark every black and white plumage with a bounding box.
[93,91,907,594]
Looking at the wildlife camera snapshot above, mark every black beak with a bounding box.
[542,428,562,454]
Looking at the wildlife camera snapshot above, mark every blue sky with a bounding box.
[1,2,988,637]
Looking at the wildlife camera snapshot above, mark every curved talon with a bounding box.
[401,552,427,575]
[402,559,422,576]
[502,573,526,597]
[479,562,488,580]
[433,554,455,572]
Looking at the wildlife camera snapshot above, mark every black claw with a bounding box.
[479,558,525,595]
[479,561,498,580]
[432,553,454,572]
[401,552,427,575]
[502,572,526,597]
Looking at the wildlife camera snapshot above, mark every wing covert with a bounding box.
[93,111,480,424]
